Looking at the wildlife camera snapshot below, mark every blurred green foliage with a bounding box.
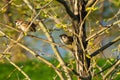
[0,58,120,80]
[0,60,58,80]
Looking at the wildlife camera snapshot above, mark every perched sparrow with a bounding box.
[59,34,73,45]
[15,20,36,32]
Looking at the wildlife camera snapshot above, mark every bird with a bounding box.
[15,20,36,32]
[59,34,73,45]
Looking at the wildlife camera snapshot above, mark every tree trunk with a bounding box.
[72,0,91,80]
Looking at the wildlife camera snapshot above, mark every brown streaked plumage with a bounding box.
[15,20,36,32]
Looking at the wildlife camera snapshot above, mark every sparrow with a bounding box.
[59,34,73,45]
[15,20,36,32]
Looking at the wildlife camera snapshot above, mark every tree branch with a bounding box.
[91,36,120,57]
[94,60,118,76]
[5,57,31,80]
[86,0,97,7]
[38,20,72,80]
[56,0,78,20]
[23,0,36,15]
[86,20,120,41]
[103,60,120,79]
[27,34,73,52]
[0,22,20,32]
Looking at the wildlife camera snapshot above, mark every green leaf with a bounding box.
[86,54,91,59]
[86,7,99,11]
[117,72,120,75]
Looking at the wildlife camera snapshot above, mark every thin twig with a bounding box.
[1,39,30,80]
[27,34,73,52]
[7,66,23,79]
[86,0,97,7]
[0,22,20,32]
[0,0,13,11]
[5,57,31,80]
[94,60,118,76]
[90,36,120,57]
[25,0,54,34]
[23,0,36,14]
[38,20,72,80]
[79,0,99,36]
[86,20,120,41]
[103,60,120,80]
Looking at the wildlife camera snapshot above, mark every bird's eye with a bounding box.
[62,36,67,40]
[63,36,66,38]
[16,22,19,25]
[16,21,21,26]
